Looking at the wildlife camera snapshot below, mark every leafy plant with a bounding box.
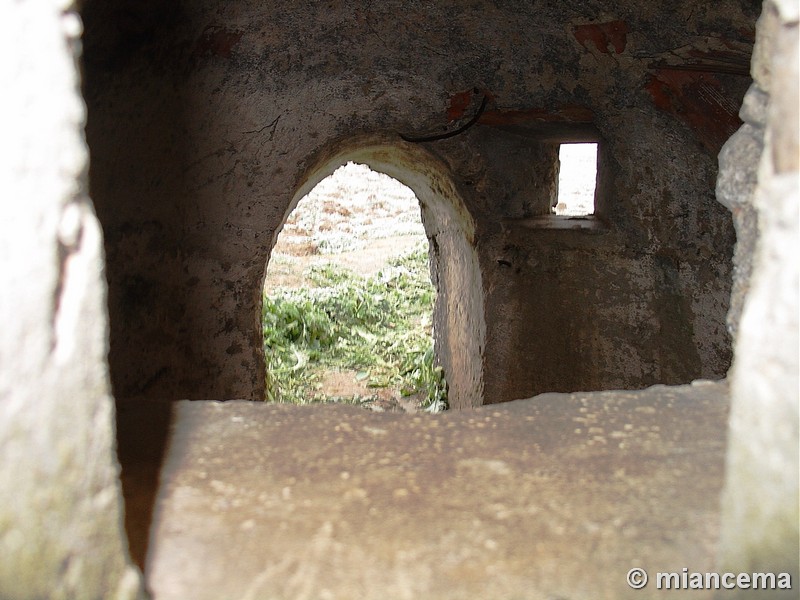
[262,245,448,410]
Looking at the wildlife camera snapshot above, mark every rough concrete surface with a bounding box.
[718,0,800,587]
[144,381,755,600]
[0,1,143,598]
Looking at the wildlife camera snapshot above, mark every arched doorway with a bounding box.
[263,161,445,411]
[263,140,486,409]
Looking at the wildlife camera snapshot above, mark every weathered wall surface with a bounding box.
[0,2,143,598]
[718,0,799,586]
[82,0,757,403]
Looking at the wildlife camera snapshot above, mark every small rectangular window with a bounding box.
[553,143,598,216]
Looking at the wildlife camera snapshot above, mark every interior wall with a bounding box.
[463,119,741,402]
[82,0,758,404]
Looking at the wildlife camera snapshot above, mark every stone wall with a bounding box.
[718,0,799,586]
[82,0,757,404]
[0,1,143,598]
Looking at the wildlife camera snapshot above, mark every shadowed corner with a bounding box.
[115,398,175,570]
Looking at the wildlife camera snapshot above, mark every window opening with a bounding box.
[263,162,447,412]
[553,143,598,216]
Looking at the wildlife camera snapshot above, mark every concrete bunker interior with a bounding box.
[47,0,794,597]
[82,0,751,409]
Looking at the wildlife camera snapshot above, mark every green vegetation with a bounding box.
[262,245,448,411]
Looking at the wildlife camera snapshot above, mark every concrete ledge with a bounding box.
[146,381,730,599]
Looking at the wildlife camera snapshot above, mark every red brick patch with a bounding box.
[573,20,629,55]
[645,69,742,154]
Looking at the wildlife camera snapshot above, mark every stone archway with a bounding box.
[267,138,486,409]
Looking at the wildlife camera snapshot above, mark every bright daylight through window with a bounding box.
[553,143,598,216]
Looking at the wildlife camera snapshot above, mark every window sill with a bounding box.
[502,215,608,232]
